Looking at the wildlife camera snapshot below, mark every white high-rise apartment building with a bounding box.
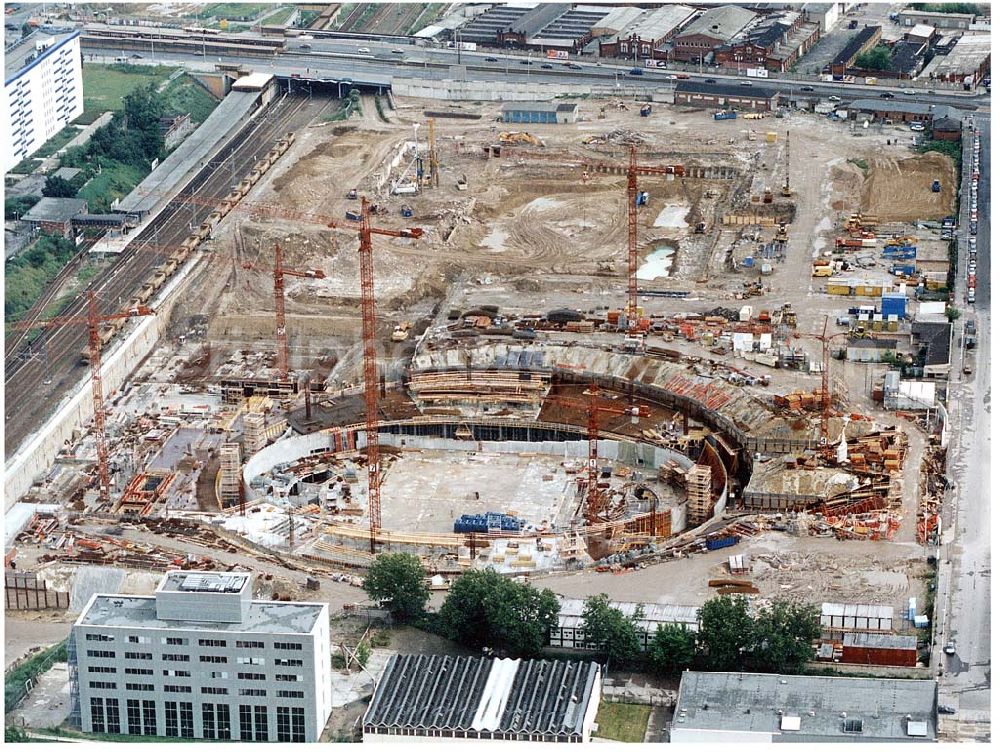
[3,31,84,172]
[70,572,332,742]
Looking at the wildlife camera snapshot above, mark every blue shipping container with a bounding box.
[882,294,907,317]
[706,535,740,551]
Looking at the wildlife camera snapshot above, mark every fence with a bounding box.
[5,571,70,610]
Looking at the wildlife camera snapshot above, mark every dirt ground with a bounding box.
[861,151,957,221]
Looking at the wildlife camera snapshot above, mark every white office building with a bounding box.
[3,31,84,172]
[69,571,332,742]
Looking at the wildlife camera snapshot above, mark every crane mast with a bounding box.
[87,292,111,504]
[358,199,382,553]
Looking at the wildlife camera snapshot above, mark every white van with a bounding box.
[358,47,371,54]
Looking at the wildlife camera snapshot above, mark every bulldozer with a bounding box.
[498,131,545,147]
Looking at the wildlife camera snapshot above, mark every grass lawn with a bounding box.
[32,125,80,158]
[594,702,652,743]
[81,64,177,121]
[195,3,271,20]
[162,74,220,125]
[76,162,147,213]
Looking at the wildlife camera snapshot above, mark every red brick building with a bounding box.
[841,632,918,668]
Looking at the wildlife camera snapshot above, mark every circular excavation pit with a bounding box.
[238,420,694,574]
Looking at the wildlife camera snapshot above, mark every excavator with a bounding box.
[498,131,545,147]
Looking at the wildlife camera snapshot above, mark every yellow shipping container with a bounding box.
[826,284,851,295]
[766,131,778,143]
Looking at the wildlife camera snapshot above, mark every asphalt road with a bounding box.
[936,114,990,739]
[80,37,988,111]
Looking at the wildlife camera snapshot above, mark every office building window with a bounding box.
[162,654,190,662]
[208,671,228,679]
[91,697,106,733]
[217,704,232,740]
[198,639,226,647]
[163,669,190,677]
[237,672,265,681]
[89,681,117,690]
[277,707,291,742]
[142,700,156,736]
[164,685,192,693]
[165,701,179,737]
[164,637,188,646]
[274,658,303,667]
[291,707,305,743]
[236,640,264,649]
[202,687,228,695]
[239,688,266,697]
[275,674,301,682]
[125,652,152,660]
[179,702,194,738]
[199,655,226,663]
[128,635,152,644]
[254,705,269,741]
[125,683,154,692]
[125,668,154,675]
[87,650,115,658]
[106,698,121,735]
[239,705,253,741]
[236,656,264,665]
[86,633,114,642]
[273,642,302,651]
[203,704,216,739]
[276,690,304,699]
[88,666,117,674]
[127,699,141,735]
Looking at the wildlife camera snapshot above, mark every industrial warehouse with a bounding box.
[2,0,990,746]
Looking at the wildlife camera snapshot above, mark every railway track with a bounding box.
[4,93,334,459]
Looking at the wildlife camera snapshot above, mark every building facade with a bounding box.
[897,9,976,30]
[22,196,88,239]
[596,4,697,60]
[674,81,779,111]
[3,31,84,173]
[672,5,758,63]
[70,572,332,742]
[501,102,578,124]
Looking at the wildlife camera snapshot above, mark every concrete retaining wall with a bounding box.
[392,76,671,103]
[5,259,198,511]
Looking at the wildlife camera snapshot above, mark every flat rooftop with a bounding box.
[79,594,323,634]
[159,571,250,594]
[5,30,79,82]
[673,671,937,741]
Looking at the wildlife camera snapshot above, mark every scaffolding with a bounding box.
[243,412,267,455]
[686,464,714,525]
[219,443,242,509]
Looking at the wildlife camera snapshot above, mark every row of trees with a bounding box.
[362,554,820,674]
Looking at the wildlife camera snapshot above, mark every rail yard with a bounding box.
[3,9,990,742]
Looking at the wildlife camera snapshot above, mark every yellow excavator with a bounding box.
[498,131,545,147]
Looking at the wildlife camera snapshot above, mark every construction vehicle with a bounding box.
[456,174,468,191]
[931,179,941,192]
[812,264,834,277]
[598,107,606,119]
[346,210,362,221]
[694,221,707,234]
[714,110,737,121]
[498,131,544,147]
[640,104,652,117]
[347,188,358,199]
[762,188,773,204]
[775,222,788,243]
[400,204,413,217]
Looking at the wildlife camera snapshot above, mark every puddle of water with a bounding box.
[654,205,689,228]
[480,228,508,252]
[637,246,675,280]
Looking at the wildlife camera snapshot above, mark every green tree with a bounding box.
[748,599,820,673]
[581,594,643,667]
[697,595,756,671]
[5,726,30,743]
[439,569,559,657]
[362,553,429,621]
[42,175,77,198]
[855,45,892,71]
[945,306,961,322]
[648,623,696,675]
[20,22,31,38]
[355,641,372,668]
[4,195,40,221]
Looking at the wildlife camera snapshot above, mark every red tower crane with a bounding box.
[582,145,685,333]
[355,197,424,552]
[797,315,850,444]
[251,243,325,381]
[546,385,650,522]
[13,293,154,503]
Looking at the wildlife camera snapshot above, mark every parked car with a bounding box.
[828,95,841,102]
[939,705,957,715]
[485,56,498,62]
[903,88,917,95]
[298,43,312,49]
[880,92,895,99]
[519,59,532,65]
[541,63,553,69]
[800,86,815,92]
[740,81,753,87]
[357,47,371,54]
[391,48,404,54]
[944,641,956,655]
[567,62,582,70]
[910,123,925,131]
[705,78,717,83]
[970,221,977,235]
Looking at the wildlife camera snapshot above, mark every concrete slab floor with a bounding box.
[8,662,71,729]
[378,449,578,533]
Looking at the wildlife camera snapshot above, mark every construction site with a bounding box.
[8,81,961,637]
